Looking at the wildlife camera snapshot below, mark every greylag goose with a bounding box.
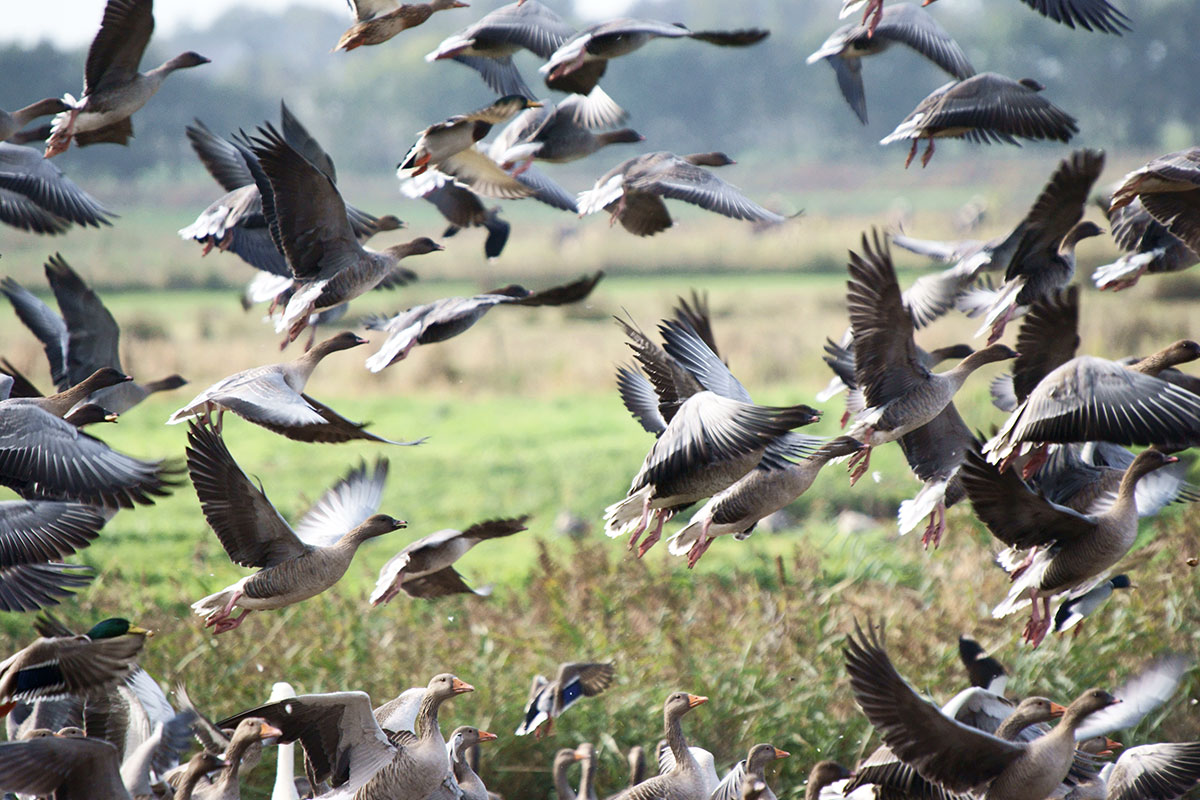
[808,3,974,125]
[805,760,851,800]
[233,125,441,345]
[0,501,106,612]
[400,171,510,259]
[516,661,615,737]
[1109,147,1200,258]
[186,421,404,633]
[448,726,497,800]
[370,516,530,603]
[190,717,283,800]
[710,743,790,800]
[554,746,588,800]
[840,231,1016,485]
[606,693,709,800]
[880,73,1077,167]
[334,0,469,52]
[0,98,69,143]
[627,745,646,787]
[1053,574,1132,633]
[491,97,643,170]
[44,0,210,157]
[848,0,1128,38]
[578,151,786,237]
[1093,193,1198,290]
[1063,742,1200,800]
[0,617,151,711]
[961,445,1179,646]
[844,620,1128,800]
[0,143,113,234]
[540,19,767,98]
[2,254,187,414]
[175,752,229,800]
[666,437,864,567]
[167,331,424,445]
[398,96,543,199]
[363,272,602,371]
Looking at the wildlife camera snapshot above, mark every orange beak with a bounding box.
[686,694,708,708]
[478,730,498,742]
[260,722,284,739]
[451,677,475,694]
[1048,702,1067,717]
[773,748,790,759]
[1105,737,1123,750]
[573,748,587,761]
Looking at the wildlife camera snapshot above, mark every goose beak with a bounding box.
[573,748,587,760]
[1048,702,1067,717]
[260,722,284,739]
[1105,737,1122,750]
[773,748,790,759]
[354,335,370,346]
[391,518,408,530]
[478,730,498,742]
[451,678,475,694]
[686,694,708,708]
[1165,456,1179,463]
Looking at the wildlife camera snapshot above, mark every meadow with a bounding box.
[2,192,1200,798]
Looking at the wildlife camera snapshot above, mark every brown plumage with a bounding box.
[335,0,470,52]
[605,693,709,800]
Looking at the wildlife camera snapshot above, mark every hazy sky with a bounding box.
[2,0,632,47]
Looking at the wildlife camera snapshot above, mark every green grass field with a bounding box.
[3,219,1200,798]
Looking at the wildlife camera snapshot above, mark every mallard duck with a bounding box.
[185,421,404,633]
[0,729,133,799]
[400,171,510,259]
[44,0,210,157]
[1109,147,1200,259]
[606,693,709,800]
[334,0,470,52]
[0,143,113,234]
[491,97,643,170]
[881,73,1077,168]
[0,500,105,612]
[516,662,615,737]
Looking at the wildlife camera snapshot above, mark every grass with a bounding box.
[2,223,1199,798]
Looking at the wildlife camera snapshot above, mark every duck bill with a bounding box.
[451,678,475,694]
[1048,702,1067,717]
[773,748,790,759]
[128,625,154,637]
[686,694,708,708]
[478,730,498,742]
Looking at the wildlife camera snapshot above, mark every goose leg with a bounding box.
[637,510,672,558]
[214,609,250,634]
[862,0,884,36]
[921,501,945,550]
[1019,445,1050,480]
[510,158,534,177]
[43,109,78,158]
[920,139,935,168]
[1023,588,1042,643]
[207,589,243,626]
[1009,547,1039,582]
[904,140,918,169]
[626,495,652,551]
[1029,595,1053,648]
[840,407,851,428]
[848,443,873,485]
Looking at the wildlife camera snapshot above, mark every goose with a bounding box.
[847,0,1128,39]
[490,96,643,170]
[554,746,588,800]
[363,272,602,371]
[371,516,530,603]
[881,73,1077,168]
[808,3,974,125]
[840,231,1016,488]
[578,151,785,237]
[0,143,113,234]
[267,682,299,800]
[44,0,210,157]
[1109,147,1200,259]
[0,500,106,612]
[167,331,424,445]
[540,18,768,98]
[606,693,709,800]
[627,746,646,787]
[190,717,283,800]
[961,446,1179,646]
[448,726,498,800]
[185,421,405,633]
[2,254,186,414]
[175,753,230,800]
[0,98,69,142]
[1062,742,1200,800]
[805,760,852,800]
[119,708,200,799]
[334,0,470,52]
[516,661,615,737]
[709,743,790,800]
[1092,193,1198,290]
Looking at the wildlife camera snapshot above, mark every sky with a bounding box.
[1,0,634,47]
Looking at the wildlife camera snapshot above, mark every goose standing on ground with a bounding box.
[578,152,786,237]
[448,726,498,800]
[961,445,1180,646]
[808,3,974,125]
[44,0,210,157]
[709,743,790,800]
[363,272,602,371]
[847,0,1129,39]
[1092,193,1198,290]
[516,661,616,738]
[606,693,709,800]
[0,143,113,234]
[840,231,1016,487]
[191,717,283,800]
[167,331,424,445]
[553,746,586,800]
[371,516,530,603]
[540,19,768,98]
[3,254,187,414]
[0,501,106,612]
[186,421,405,633]
[334,0,470,52]
[1109,147,1200,258]
[881,73,1077,167]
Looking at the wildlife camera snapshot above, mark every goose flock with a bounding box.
[1,0,1199,798]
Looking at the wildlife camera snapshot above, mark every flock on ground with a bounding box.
[0,0,1199,797]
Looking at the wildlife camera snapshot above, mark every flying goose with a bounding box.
[847,0,1129,39]
[0,143,113,234]
[1109,147,1200,259]
[1092,193,1198,290]
[0,501,106,612]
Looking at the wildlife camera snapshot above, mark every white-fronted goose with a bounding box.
[1109,147,1200,258]
[185,421,404,633]
[334,0,469,52]
[808,3,974,125]
[667,437,863,567]
[841,231,1016,485]
[0,98,69,143]
[491,96,643,170]
[448,726,498,800]
[540,19,767,98]
[710,743,790,800]
[578,151,786,237]
[961,445,1178,646]
[370,516,529,604]
[363,272,602,372]
[0,618,151,710]
[401,170,511,259]
[167,331,424,445]
[3,254,187,414]
[844,620,1125,800]
[0,501,105,612]
[1093,193,1198,290]
[44,0,210,157]
[515,661,615,737]
[0,144,113,234]
[881,73,1077,168]
[606,693,709,800]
